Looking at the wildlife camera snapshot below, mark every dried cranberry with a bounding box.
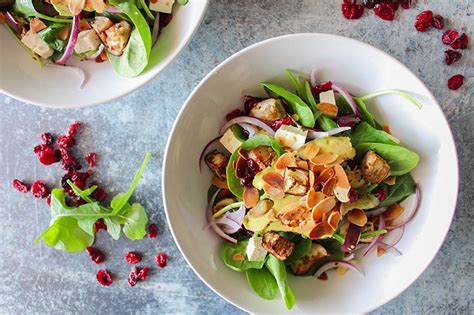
[125,252,142,264]
[373,3,395,20]
[239,158,260,188]
[34,144,61,165]
[362,0,381,9]
[155,252,167,268]
[268,116,293,131]
[56,135,76,148]
[86,246,105,264]
[70,195,86,207]
[336,115,361,127]
[414,10,433,32]
[91,187,107,202]
[60,148,81,171]
[431,15,444,30]
[94,219,107,233]
[46,195,51,206]
[442,29,459,45]
[85,152,97,167]
[31,180,48,198]
[147,224,159,238]
[348,188,359,203]
[96,269,112,286]
[243,96,265,113]
[341,2,364,19]
[311,81,332,99]
[66,120,81,136]
[375,187,387,201]
[400,0,412,9]
[128,267,139,287]
[137,266,149,280]
[383,0,398,12]
[444,50,462,65]
[459,33,468,49]
[12,179,29,193]
[40,132,53,145]
[450,39,461,49]
[447,74,464,90]
[225,109,243,121]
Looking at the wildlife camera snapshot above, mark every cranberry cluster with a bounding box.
[341,0,413,21]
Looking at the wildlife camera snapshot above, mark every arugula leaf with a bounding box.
[220,240,266,271]
[379,173,416,207]
[12,0,72,23]
[360,229,387,239]
[177,0,188,5]
[35,217,94,251]
[122,203,148,240]
[265,255,295,310]
[246,267,278,300]
[303,80,320,116]
[104,217,122,240]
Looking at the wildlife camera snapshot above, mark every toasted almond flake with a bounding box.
[383,203,404,221]
[232,253,245,261]
[243,186,259,208]
[311,153,339,166]
[334,185,350,203]
[262,171,284,188]
[297,160,309,170]
[248,200,273,217]
[297,142,320,160]
[307,189,326,208]
[314,167,335,186]
[316,103,338,118]
[385,176,397,186]
[278,206,308,227]
[309,218,333,239]
[312,197,336,222]
[265,208,277,220]
[377,245,386,256]
[211,176,228,189]
[322,177,337,196]
[333,164,350,189]
[336,266,348,276]
[275,153,297,170]
[327,210,341,230]
[309,163,326,175]
[309,170,315,188]
[30,18,47,33]
[263,182,285,200]
[325,157,345,167]
[347,209,367,227]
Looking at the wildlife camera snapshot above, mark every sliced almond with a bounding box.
[232,253,245,261]
[309,170,315,188]
[297,160,309,170]
[314,167,335,186]
[327,210,341,231]
[309,163,326,175]
[385,176,397,186]
[263,182,285,200]
[213,198,236,214]
[333,164,350,189]
[316,103,338,118]
[211,176,228,189]
[278,206,307,227]
[275,152,297,171]
[311,197,337,222]
[262,171,284,188]
[347,209,367,227]
[309,218,333,239]
[297,142,320,160]
[30,18,47,33]
[311,153,339,166]
[325,157,345,167]
[334,186,350,203]
[383,203,404,221]
[322,177,337,196]
[243,186,259,208]
[307,189,326,208]
[248,200,273,217]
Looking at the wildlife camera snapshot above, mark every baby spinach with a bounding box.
[285,69,303,99]
[262,83,315,128]
[220,240,266,271]
[246,267,278,300]
[350,122,398,147]
[285,237,312,266]
[353,98,381,129]
[137,0,155,20]
[13,0,72,23]
[303,80,320,115]
[379,173,416,207]
[335,95,353,115]
[266,255,295,310]
[38,24,66,52]
[317,115,338,131]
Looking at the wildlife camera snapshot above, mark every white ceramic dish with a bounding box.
[163,33,458,314]
[0,0,208,108]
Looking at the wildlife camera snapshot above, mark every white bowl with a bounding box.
[0,0,208,108]
[163,33,458,314]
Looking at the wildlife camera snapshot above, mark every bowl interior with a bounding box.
[0,0,208,108]
[163,33,458,314]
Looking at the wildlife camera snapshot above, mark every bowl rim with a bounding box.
[162,32,459,313]
[0,0,209,108]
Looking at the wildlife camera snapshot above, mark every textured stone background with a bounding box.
[0,0,473,314]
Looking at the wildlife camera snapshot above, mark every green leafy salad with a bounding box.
[201,70,422,309]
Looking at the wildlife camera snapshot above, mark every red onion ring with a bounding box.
[205,188,237,243]
[4,11,21,34]
[238,123,257,138]
[220,116,275,137]
[363,215,385,256]
[385,185,421,230]
[378,242,402,256]
[85,44,104,60]
[56,14,80,65]
[380,225,405,249]
[306,126,351,140]
[151,12,160,46]
[366,207,388,217]
[314,260,365,278]
[331,82,362,117]
[215,204,245,234]
[340,223,361,252]
[198,135,222,172]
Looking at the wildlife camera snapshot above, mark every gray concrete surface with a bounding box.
[0,0,473,313]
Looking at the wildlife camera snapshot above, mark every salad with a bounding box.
[0,0,187,78]
[201,70,422,309]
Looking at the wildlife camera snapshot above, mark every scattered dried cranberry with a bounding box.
[225,109,243,121]
[46,194,51,206]
[91,187,107,202]
[40,132,53,145]
[12,179,29,193]
[383,0,399,12]
[348,188,359,203]
[34,144,61,165]
[312,81,333,99]
[125,252,142,264]
[94,219,107,233]
[342,2,364,20]
[399,0,412,9]
[56,135,76,148]
[459,33,468,49]
[128,267,139,287]
[147,224,159,238]
[450,39,461,49]
[96,269,112,286]
[85,152,97,167]
[414,10,433,32]
[66,120,81,137]
[31,180,48,198]
[137,266,149,280]
[155,252,167,268]
[447,74,464,90]
[60,148,81,171]
[431,15,444,30]
[70,195,86,207]
[375,187,387,201]
[444,50,462,65]
[442,29,459,45]
[373,3,395,21]
[268,116,293,131]
[86,246,105,264]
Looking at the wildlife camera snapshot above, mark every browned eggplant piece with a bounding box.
[205,150,229,180]
[360,150,391,184]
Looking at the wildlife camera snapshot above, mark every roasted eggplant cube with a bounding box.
[284,167,309,196]
[262,232,295,260]
[249,98,287,122]
[205,150,229,180]
[248,145,276,169]
[291,243,327,275]
[360,150,391,184]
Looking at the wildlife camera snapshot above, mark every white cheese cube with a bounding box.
[21,30,54,59]
[149,0,175,13]
[319,90,336,105]
[246,237,267,262]
[74,29,101,54]
[274,125,308,151]
[219,128,243,153]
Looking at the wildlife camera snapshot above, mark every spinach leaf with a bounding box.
[336,95,354,115]
[353,98,381,129]
[265,255,295,310]
[38,24,66,51]
[231,124,248,141]
[350,122,398,147]
[303,80,320,115]
[177,0,188,4]
[246,267,278,300]
[220,240,266,271]
[317,115,337,131]
[262,83,315,128]
[293,239,345,277]
[355,143,419,176]
[122,203,148,240]
[285,237,312,265]
[12,0,72,23]
[379,173,416,207]
[285,69,303,98]
[137,0,155,20]
[207,185,219,203]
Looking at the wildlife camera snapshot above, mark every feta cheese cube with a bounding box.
[219,128,243,153]
[274,125,308,151]
[149,0,175,13]
[246,237,267,262]
[74,29,101,54]
[21,30,54,59]
[319,90,336,105]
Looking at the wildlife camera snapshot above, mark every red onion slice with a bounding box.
[306,126,351,140]
[366,207,388,217]
[378,242,403,256]
[314,260,365,278]
[215,204,245,234]
[238,123,257,138]
[45,64,86,89]
[340,223,361,252]
[205,188,237,243]
[198,135,222,172]
[363,215,385,256]
[331,83,361,117]
[151,12,160,46]
[85,44,104,60]
[220,116,275,137]
[4,11,21,34]
[56,14,80,65]
[381,225,405,249]
[385,185,421,230]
